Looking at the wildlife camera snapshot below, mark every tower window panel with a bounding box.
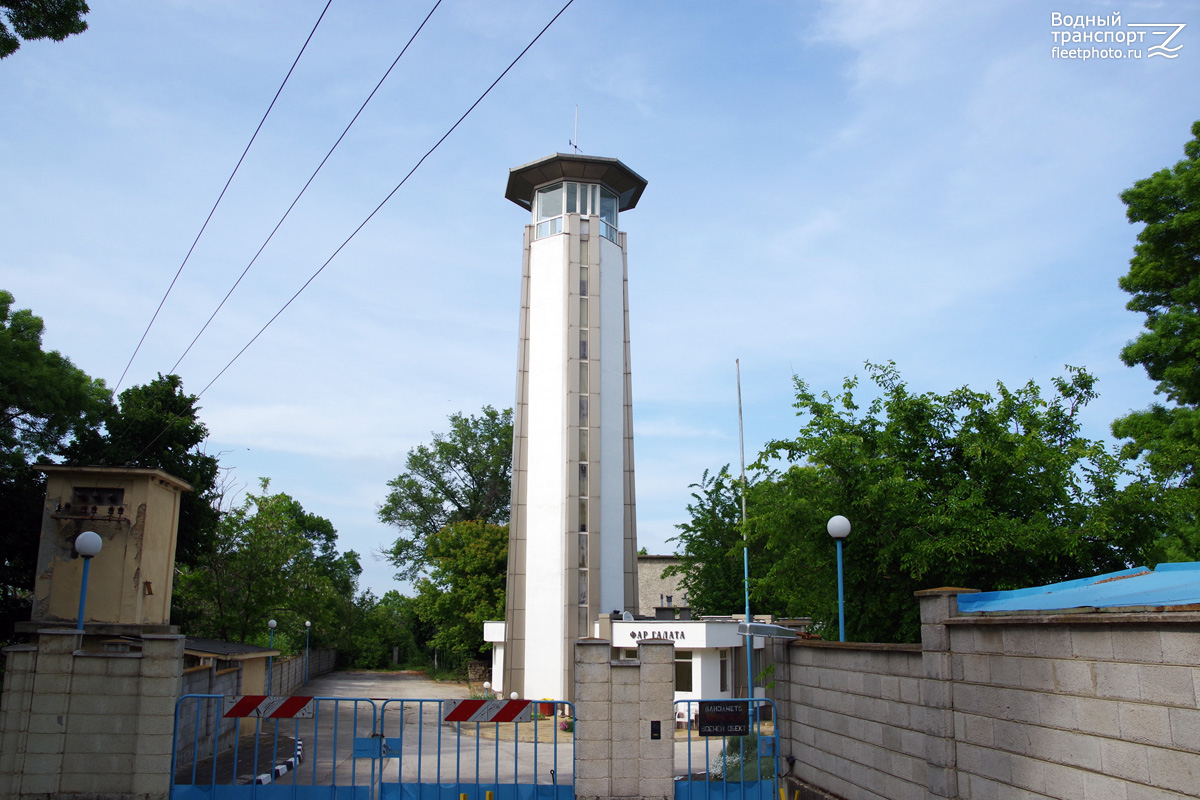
[579,329,588,359]
[578,533,588,568]
[579,395,588,426]
[590,185,599,216]
[579,298,588,327]
[580,265,588,296]
[566,182,577,214]
[578,570,588,605]
[580,240,589,268]
[579,498,588,532]
[579,463,588,497]
[600,187,618,226]
[579,606,591,635]
[579,362,588,394]
[537,183,563,220]
[578,428,588,462]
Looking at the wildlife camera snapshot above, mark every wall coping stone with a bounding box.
[947,611,1200,626]
[72,650,142,659]
[789,641,922,653]
[914,588,980,597]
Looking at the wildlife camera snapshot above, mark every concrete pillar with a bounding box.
[915,587,977,799]
[574,637,675,800]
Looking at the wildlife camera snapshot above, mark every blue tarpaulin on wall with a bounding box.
[956,562,1200,614]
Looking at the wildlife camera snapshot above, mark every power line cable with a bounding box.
[113,0,334,393]
[192,0,577,401]
[169,0,444,375]
[124,0,577,465]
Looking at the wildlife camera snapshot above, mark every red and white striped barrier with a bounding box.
[223,695,315,719]
[442,698,535,723]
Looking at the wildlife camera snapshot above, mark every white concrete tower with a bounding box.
[502,153,647,701]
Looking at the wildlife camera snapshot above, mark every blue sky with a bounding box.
[4,1,1199,598]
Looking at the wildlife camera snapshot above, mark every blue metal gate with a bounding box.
[673,698,778,800]
[171,695,574,800]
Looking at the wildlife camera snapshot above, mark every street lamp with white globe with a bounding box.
[74,531,102,631]
[827,515,851,642]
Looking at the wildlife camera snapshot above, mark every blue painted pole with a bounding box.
[836,539,846,642]
[744,546,753,700]
[76,556,93,631]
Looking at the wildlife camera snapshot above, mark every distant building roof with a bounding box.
[185,638,278,659]
[956,562,1200,614]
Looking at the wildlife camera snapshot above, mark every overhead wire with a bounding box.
[125,0,578,463]
[192,0,578,401]
[114,0,335,393]
[169,0,445,375]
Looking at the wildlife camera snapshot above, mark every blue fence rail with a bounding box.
[673,698,778,800]
[171,695,574,800]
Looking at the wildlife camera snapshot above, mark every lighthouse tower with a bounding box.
[501,153,647,701]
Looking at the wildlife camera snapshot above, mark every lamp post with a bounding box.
[267,619,277,694]
[74,531,102,631]
[304,620,311,687]
[827,515,851,641]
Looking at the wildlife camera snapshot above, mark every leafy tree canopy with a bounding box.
[173,480,360,646]
[412,520,508,670]
[1111,120,1200,558]
[380,406,512,580]
[664,468,747,616]
[0,1,89,58]
[674,363,1167,643]
[0,290,109,475]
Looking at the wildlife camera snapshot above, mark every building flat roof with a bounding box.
[956,562,1200,614]
[505,153,647,212]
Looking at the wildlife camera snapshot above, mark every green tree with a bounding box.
[347,590,424,669]
[664,468,750,616]
[380,406,512,580]
[60,374,220,568]
[1,1,89,58]
[412,520,508,670]
[675,364,1166,643]
[173,481,356,644]
[0,290,109,643]
[1112,120,1200,557]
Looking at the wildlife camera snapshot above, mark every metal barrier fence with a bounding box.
[673,698,778,800]
[171,695,574,800]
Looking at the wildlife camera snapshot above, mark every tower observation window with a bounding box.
[534,182,619,242]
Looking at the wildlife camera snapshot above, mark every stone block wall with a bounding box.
[774,638,926,800]
[176,664,243,764]
[776,591,1200,800]
[268,647,337,695]
[0,629,183,800]
[946,612,1200,800]
[575,637,675,800]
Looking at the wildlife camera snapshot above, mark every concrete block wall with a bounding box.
[268,647,337,695]
[0,629,183,800]
[947,612,1200,800]
[176,663,243,763]
[776,592,1200,800]
[775,639,926,800]
[575,637,675,800]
